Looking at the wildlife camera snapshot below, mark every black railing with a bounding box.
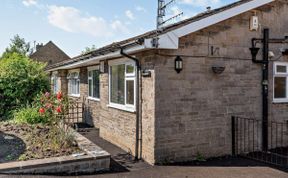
[232,116,288,167]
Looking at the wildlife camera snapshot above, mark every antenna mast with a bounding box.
[157,0,183,29]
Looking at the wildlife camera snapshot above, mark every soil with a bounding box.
[0,122,80,163]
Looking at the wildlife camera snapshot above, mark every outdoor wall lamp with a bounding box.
[249,46,260,62]
[175,56,183,73]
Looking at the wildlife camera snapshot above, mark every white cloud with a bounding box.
[135,6,146,12]
[22,0,37,7]
[179,0,221,8]
[47,5,129,37]
[125,10,135,20]
[111,20,129,34]
[171,6,182,16]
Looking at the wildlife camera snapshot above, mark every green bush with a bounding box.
[14,106,49,124]
[0,53,49,118]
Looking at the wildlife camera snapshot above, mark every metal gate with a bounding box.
[232,116,288,167]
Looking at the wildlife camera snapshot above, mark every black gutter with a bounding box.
[120,48,142,160]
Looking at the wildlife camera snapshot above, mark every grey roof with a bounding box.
[46,0,253,70]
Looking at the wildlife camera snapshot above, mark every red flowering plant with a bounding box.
[33,91,69,125]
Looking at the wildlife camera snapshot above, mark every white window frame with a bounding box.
[108,59,136,112]
[87,66,100,101]
[51,72,59,94]
[67,69,80,98]
[273,62,288,103]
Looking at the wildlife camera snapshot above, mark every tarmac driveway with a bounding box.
[0,166,287,178]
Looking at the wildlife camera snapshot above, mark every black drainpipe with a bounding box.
[120,48,141,160]
[262,29,269,151]
[251,28,269,151]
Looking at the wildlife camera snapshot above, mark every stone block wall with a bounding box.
[52,56,156,164]
[153,1,288,163]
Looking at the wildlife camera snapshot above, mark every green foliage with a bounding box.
[81,45,97,55]
[0,53,49,118]
[196,152,206,162]
[1,35,32,58]
[48,126,76,150]
[14,106,49,124]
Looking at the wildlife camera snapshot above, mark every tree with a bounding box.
[82,45,97,55]
[0,53,49,119]
[1,35,33,58]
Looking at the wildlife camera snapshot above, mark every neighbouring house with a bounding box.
[30,41,70,66]
[46,0,288,165]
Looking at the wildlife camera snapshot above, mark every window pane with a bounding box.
[277,65,287,73]
[126,64,134,74]
[126,80,134,105]
[93,70,100,98]
[76,80,80,94]
[88,71,92,78]
[88,79,92,97]
[110,65,125,104]
[274,77,286,98]
[72,80,75,94]
[54,77,58,93]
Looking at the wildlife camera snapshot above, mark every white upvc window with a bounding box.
[109,60,136,112]
[273,62,288,103]
[51,72,59,94]
[88,66,100,101]
[67,70,80,97]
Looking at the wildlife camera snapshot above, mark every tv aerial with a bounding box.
[157,0,183,29]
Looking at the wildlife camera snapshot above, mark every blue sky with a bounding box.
[0,0,236,57]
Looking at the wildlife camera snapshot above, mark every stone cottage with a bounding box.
[46,0,288,165]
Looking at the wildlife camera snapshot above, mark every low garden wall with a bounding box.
[0,128,111,175]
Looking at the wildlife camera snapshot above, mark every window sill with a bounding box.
[69,94,80,98]
[273,100,288,104]
[107,103,136,113]
[88,97,100,102]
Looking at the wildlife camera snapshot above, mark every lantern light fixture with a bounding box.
[175,56,183,73]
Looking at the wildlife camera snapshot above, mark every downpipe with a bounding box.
[251,28,269,151]
[120,48,142,160]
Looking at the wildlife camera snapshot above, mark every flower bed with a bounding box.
[0,122,80,163]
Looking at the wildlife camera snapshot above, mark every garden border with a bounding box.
[0,127,111,175]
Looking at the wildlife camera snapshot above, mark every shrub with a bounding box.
[0,53,49,118]
[13,91,69,125]
[14,106,49,124]
[33,91,69,123]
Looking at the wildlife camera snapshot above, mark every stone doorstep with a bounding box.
[0,127,111,174]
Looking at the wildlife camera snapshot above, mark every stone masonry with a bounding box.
[50,0,288,165]
[153,0,288,163]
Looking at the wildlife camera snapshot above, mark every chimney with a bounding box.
[36,43,43,51]
[206,6,211,11]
